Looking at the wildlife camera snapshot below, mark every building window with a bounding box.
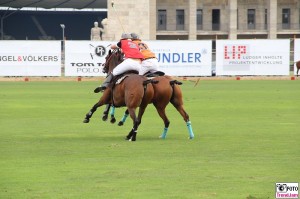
[265,9,268,30]
[157,10,167,30]
[176,9,185,30]
[247,9,256,29]
[197,9,203,30]
[212,9,220,30]
[282,8,290,29]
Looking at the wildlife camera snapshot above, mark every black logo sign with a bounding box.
[95,45,106,57]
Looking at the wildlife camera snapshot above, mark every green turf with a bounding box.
[0,80,299,199]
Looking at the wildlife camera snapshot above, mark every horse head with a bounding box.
[102,49,123,74]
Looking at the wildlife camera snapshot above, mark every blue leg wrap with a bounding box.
[160,127,168,139]
[121,113,129,123]
[110,106,115,116]
[186,121,194,139]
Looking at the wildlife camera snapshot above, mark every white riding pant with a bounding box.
[112,58,141,76]
[139,58,159,75]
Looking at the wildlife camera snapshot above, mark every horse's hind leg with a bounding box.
[126,105,148,141]
[297,68,299,77]
[171,87,194,139]
[125,108,139,141]
[126,119,139,141]
[173,104,194,139]
[154,104,170,139]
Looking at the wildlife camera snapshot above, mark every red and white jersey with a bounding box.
[120,40,144,60]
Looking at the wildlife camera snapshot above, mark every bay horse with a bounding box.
[295,60,300,76]
[83,49,156,141]
[101,49,194,140]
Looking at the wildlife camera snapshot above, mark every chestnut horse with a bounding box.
[83,49,156,141]
[295,60,300,76]
[102,49,194,140]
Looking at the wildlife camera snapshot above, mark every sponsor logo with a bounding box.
[89,44,106,59]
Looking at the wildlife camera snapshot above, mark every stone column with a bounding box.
[188,0,197,40]
[268,0,277,39]
[106,0,152,41]
[149,0,156,40]
[228,0,237,40]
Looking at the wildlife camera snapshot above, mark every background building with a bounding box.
[107,0,300,40]
[1,0,300,41]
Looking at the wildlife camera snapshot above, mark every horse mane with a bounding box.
[102,49,123,74]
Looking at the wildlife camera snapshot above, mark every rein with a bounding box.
[102,49,123,74]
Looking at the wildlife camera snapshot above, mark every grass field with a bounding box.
[0,80,299,199]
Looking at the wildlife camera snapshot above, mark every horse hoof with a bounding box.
[118,121,124,126]
[110,117,116,124]
[102,115,108,121]
[83,119,89,123]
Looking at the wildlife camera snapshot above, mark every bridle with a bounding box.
[102,49,123,74]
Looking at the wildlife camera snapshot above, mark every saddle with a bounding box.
[144,71,165,77]
[110,70,139,87]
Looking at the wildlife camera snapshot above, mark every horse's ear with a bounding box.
[108,49,112,55]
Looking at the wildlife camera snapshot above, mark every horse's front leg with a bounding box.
[118,109,129,126]
[110,106,116,124]
[102,104,111,121]
[83,102,101,123]
[83,90,110,123]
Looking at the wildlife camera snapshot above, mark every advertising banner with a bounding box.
[65,40,212,77]
[65,41,111,76]
[216,40,290,76]
[147,40,212,76]
[0,41,61,76]
[293,39,300,76]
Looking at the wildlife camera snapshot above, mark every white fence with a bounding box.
[0,39,298,77]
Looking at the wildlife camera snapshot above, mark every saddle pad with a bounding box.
[116,75,128,85]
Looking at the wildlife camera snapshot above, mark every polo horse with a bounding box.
[83,49,157,141]
[295,60,300,76]
[101,49,194,140]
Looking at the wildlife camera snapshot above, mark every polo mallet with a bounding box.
[111,0,126,33]
[194,78,200,87]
